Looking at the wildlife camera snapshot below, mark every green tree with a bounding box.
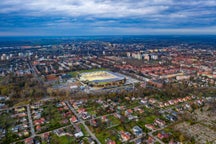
[50,134,61,144]
[0,113,14,131]
[0,112,15,143]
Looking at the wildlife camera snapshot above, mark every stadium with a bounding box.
[78,71,126,87]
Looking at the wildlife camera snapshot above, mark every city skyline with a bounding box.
[0,0,216,36]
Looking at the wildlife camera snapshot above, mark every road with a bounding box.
[27,105,35,137]
[13,122,74,144]
[148,132,164,144]
[28,61,49,99]
[129,134,146,143]
[147,124,173,144]
[129,124,168,143]
[28,62,43,85]
[66,101,101,144]
[85,112,116,122]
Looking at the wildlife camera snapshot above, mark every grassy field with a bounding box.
[79,124,89,136]
[51,134,76,144]
[68,68,108,77]
[109,115,121,123]
[95,129,121,144]
[14,100,31,107]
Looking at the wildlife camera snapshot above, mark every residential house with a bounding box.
[119,131,131,142]
[154,119,166,127]
[145,124,156,131]
[132,126,143,137]
[157,132,169,140]
[70,115,78,123]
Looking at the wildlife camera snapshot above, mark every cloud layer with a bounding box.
[0,0,216,35]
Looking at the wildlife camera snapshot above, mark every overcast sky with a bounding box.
[0,0,216,36]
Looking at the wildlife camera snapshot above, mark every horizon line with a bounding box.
[0,34,216,37]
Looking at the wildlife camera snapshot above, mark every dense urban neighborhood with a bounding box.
[0,36,216,144]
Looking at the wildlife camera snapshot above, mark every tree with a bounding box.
[43,103,59,121]
[0,112,14,131]
[50,134,61,144]
[179,134,185,143]
[0,86,9,95]
[0,112,15,143]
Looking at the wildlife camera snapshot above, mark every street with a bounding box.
[66,101,101,144]
[27,105,35,137]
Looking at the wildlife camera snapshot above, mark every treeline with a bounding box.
[0,74,46,105]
